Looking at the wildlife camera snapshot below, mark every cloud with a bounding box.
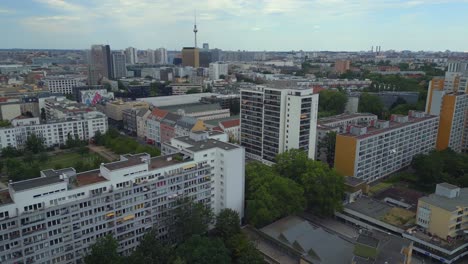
[0,8,14,14]
[251,27,262,31]
[34,0,83,12]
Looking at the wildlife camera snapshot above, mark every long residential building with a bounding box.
[240,85,319,163]
[0,113,107,150]
[334,111,439,183]
[0,131,244,264]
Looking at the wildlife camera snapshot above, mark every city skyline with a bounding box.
[0,0,468,51]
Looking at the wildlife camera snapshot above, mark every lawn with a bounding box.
[354,244,378,259]
[41,152,106,171]
[381,207,416,227]
[369,182,393,195]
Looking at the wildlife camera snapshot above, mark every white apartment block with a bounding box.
[44,76,86,95]
[0,113,108,150]
[156,48,168,65]
[0,134,244,263]
[162,131,244,216]
[335,111,439,183]
[240,85,319,164]
[170,84,203,95]
[112,52,127,79]
[209,62,228,80]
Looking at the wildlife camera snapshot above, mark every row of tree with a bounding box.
[318,90,348,117]
[245,149,345,227]
[84,202,263,264]
[409,149,468,190]
[94,129,160,157]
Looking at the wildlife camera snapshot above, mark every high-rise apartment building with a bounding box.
[89,45,111,85]
[209,62,228,80]
[125,47,138,65]
[240,85,319,164]
[111,51,127,79]
[147,49,156,64]
[182,47,200,68]
[425,63,468,152]
[334,111,438,182]
[155,48,168,64]
[0,131,244,263]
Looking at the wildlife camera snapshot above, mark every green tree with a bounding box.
[22,151,35,164]
[318,131,337,167]
[93,130,104,145]
[38,152,49,163]
[225,234,264,264]
[318,90,348,116]
[172,200,213,242]
[78,146,89,156]
[274,149,311,182]
[5,159,25,181]
[0,120,11,127]
[40,108,46,121]
[186,88,201,94]
[215,209,241,241]
[300,162,345,216]
[118,80,126,89]
[1,146,21,158]
[129,229,172,264]
[358,93,384,117]
[84,235,122,264]
[25,133,45,154]
[390,96,407,109]
[175,235,231,264]
[245,162,305,227]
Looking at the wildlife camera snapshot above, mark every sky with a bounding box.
[0,0,467,51]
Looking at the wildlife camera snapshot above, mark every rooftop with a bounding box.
[261,216,354,264]
[373,186,425,211]
[74,170,107,187]
[318,113,377,125]
[175,135,239,152]
[103,153,149,171]
[205,114,240,126]
[420,187,468,211]
[160,102,222,114]
[354,230,412,264]
[340,113,438,140]
[220,119,240,129]
[10,175,65,192]
[0,190,13,205]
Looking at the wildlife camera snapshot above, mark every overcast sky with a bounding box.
[0,0,467,51]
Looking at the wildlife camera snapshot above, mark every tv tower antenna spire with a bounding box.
[193,10,198,48]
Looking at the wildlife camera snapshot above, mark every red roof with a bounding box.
[220,119,240,129]
[212,126,223,132]
[150,108,169,120]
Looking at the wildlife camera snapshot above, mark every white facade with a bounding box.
[0,103,22,121]
[156,48,168,64]
[0,138,244,263]
[44,75,86,94]
[209,62,228,80]
[125,47,138,65]
[0,112,108,150]
[240,85,319,163]
[162,131,244,216]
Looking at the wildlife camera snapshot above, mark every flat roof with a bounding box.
[205,115,240,126]
[357,234,380,248]
[345,196,391,219]
[160,102,222,114]
[345,176,366,187]
[75,170,108,187]
[438,182,459,190]
[340,114,438,140]
[103,154,147,171]
[318,113,377,125]
[373,187,425,211]
[175,136,239,152]
[138,93,218,107]
[0,189,13,205]
[149,154,185,169]
[10,176,65,192]
[420,188,468,211]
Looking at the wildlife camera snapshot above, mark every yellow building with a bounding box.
[99,100,149,121]
[416,183,468,240]
[182,47,200,68]
[334,111,438,183]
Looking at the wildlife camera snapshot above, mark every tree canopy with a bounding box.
[84,235,122,264]
[245,162,305,227]
[358,93,384,117]
[318,90,348,117]
[25,133,45,154]
[175,235,231,264]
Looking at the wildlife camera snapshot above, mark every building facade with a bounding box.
[44,76,86,95]
[0,134,244,263]
[182,48,199,68]
[112,52,127,79]
[334,111,439,182]
[240,85,319,163]
[89,45,111,85]
[209,62,228,80]
[124,47,138,65]
[0,113,108,150]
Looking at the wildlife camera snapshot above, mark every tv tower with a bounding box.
[193,11,198,48]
